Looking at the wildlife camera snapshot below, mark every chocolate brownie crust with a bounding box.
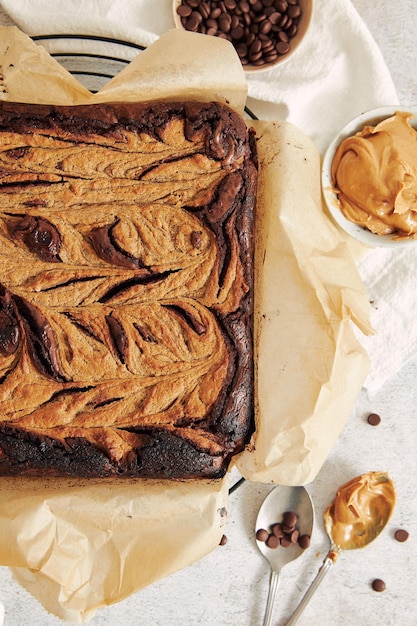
[0,100,257,478]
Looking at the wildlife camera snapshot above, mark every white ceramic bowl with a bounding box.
[172,0,313,73]
[321,106,417,248]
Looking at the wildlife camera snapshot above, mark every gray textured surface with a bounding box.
[0,2,416,624]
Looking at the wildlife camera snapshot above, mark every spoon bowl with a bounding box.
[285,471,396,626]
[255,485,314,626]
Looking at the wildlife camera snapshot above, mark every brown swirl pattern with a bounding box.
[0,101,256,478]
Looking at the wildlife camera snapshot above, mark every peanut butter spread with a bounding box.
[324,471,395,551]
[331,112,417,238]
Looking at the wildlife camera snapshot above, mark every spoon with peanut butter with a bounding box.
[255,485,314,626]
[285,471,396,625]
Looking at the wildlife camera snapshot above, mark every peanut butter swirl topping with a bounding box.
[0,101,257,478]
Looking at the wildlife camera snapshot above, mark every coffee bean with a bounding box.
[177,0,303,67]
[261,20,273,34]
[394,529,409,542]
[287,23,298,37]
[219,534,228,545]
[231,26,245,39]
[218,12,232,31]
[206,18,218,29]
[276,0,288,11]
[262,42,276,54]
[190,10,203,24]
[264,51,279,62]
[266,534,280,548]
[283,511,298,528]
[184,15,200,31]
[276,40,290,54]
[256,528,269,542]
[256,510,311,551]
[284,17,293,30]
[271,522,285,538]
[200,2,211,19]
[250,50,263,62]
[177,4,192,17]
[243,12,252,26]
[279,13,289,28]
[288,4,301,18]
[372,578,386,592]
[280,535,293,547]
[236,42,248,57]
[367,412,381,426]
[268,12,282,25]
[250,38,262,54]
[298,534,311,549]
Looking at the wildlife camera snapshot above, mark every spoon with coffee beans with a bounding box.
[255,485,314,626]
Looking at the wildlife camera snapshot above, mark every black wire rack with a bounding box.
[32,33,257,121]
[32,34,145,92]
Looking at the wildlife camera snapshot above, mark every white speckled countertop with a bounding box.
[0,2,416,625]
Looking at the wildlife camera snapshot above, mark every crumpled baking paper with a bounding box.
[234,120,371,484]
[0,26,371,622]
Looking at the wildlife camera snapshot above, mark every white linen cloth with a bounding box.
[0,0,414,394]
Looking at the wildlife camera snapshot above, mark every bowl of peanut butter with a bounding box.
[322,106,417,247]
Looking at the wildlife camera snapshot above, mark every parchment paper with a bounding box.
[234,120,371,484]
[0,26,371,622]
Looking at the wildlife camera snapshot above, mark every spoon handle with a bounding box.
[285,553,335,626]
[263,568,280,626]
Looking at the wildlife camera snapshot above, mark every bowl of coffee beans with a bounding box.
[173,0,313,72]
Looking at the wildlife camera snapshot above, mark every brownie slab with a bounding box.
[0,100,257,479]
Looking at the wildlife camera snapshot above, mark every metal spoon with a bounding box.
[285,471,396,625]
[255,485,314,626]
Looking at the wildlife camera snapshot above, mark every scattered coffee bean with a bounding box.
[394,529,409,543]
[256,510,310,550]
[367,412,381,426]
[176,0,304,67]
[371,578,386,592]
[219,534,228,545]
